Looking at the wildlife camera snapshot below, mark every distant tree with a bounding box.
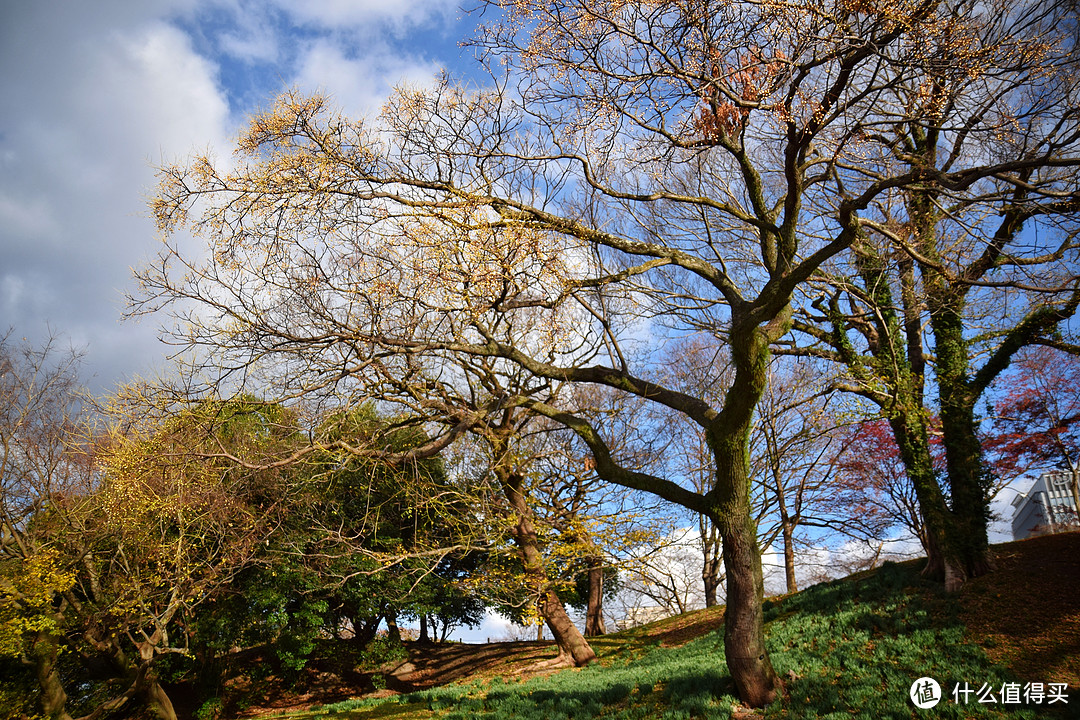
[989,347,1080,475]
[987,345,1080,514]
[750,360,855,594]
[0,334,89,719]
[618,527,709,618]
[835,419,943,554]
[305,405,482,646]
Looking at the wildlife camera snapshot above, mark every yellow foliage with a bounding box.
[0,549,75,657]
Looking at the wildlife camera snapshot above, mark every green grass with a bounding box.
[264,561,1055,720]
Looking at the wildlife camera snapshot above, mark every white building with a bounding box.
[1011,471,1080,540]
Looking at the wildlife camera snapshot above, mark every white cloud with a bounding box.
[0,0,471,394]
[289,38,443,118]
[0,4,232,394]
[216,15,279,64]
[270,0,459,32]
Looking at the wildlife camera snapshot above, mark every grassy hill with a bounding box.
[231,532,1079,720]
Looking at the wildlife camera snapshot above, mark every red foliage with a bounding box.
[834,419,946,547]
[987,346,1080,478]
[695,47,786,140]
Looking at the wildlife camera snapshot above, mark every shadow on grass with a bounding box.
[766,562,1043,719]
[314,561,1057,720]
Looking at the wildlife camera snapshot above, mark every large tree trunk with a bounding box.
[351,614,382,647]
[715,499,778,707]
[706,326,780,707]
[385,611,402,643]
[910,188,993,588]
[540,588,595,665]
[584,556,606,636]
[32,631,73,720]
[931,304,993,587]
[888,414,952,582]
[418,615,430,643]
[140,678,178,720]
[501,469,595,666]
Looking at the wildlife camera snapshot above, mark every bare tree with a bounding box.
[0,333,94,718]
[135,0,1080,704]
[781,0,1080,588]
[750,360,854,594]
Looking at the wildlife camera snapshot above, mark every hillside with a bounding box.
[225,532,1079,719]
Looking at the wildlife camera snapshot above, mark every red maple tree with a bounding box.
[987,346,1080,478]
[835,419,948,554]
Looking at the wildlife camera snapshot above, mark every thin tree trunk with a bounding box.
[700,516,722,608]
[782,523,798,594]
[772,472,798,594]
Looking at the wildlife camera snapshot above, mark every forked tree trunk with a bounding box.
[912,190,994,589]
[933,310,994,587]
[351,614,382,647]
[584,556,606,636]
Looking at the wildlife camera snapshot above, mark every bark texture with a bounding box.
[584,557,606,636]
[502,469,595,666]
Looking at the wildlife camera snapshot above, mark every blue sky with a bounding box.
[0,0,479,394]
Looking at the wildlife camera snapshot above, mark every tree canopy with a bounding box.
[135,0,1080,707]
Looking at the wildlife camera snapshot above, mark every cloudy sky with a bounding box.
[1,0,476,394]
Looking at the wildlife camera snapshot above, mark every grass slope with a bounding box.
[252,533,1080,720]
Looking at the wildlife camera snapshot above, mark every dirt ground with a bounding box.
[956,531,1080,691]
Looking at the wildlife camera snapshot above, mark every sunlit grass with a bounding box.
[267,561,1051,720]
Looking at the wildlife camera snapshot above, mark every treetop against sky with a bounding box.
[0,0,475,394]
